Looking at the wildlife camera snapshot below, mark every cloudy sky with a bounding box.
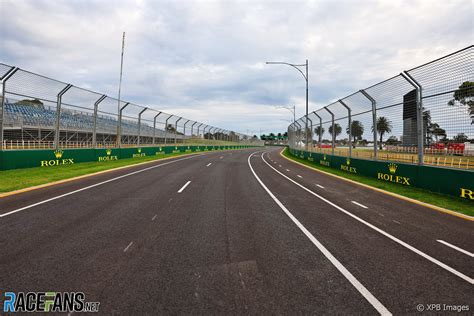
[0,0,471,135]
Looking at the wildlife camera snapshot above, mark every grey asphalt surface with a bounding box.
[0,147,472,315]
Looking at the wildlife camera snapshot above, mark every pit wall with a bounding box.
[288,148,474,202]
[0,145,256,171]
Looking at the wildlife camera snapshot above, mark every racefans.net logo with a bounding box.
[1,291,100,313]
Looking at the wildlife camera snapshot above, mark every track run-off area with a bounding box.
[0,147,472,314]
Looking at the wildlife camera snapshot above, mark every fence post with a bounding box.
[118,102,130,148]
[307,116,313,152]
[174,117,182,144]
[190,122,197,139]
[92,94,107,148]
[313,111,323,153]
[196,123,203,139]
[137,107,148,146]
[54,84,72,150]
[324,106,335,156]
[153,111,162,145]
[183,119,190,143]
[360,89,377,160]
[339,99,351,158]
[401,71,424,165]
[294,121,302,149]
[0,67,19,149]
[164,115,172,144]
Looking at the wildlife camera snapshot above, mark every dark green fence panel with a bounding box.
[288,148,474,201]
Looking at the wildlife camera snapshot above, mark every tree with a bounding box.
[385,136,400,146]
[346,120,364,148]
[427,123,446,143]
[283,131,288,138]
[277,132,282,139]
[260,134,267,140]
[328,123,342,140]
[448,81,474,124]
[314,126,325,140]
[453,133,469,142]
[372,116,392,149]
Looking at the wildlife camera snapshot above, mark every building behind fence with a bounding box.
[0,64,261,150]
[288,45,474,170]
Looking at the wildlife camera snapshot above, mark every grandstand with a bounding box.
[3,99,182,149]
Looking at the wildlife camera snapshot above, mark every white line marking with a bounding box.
[123,241,133,252]
[152,215,157,221]
[437,240,474,257]
[316,184,325,189]
[392,220,401,225]
[178,180,191,193]
[352,201,368,209]
[247,152,391,315]
[206,163,212,167]
[0,155,198,218]
[279,165,282,167]
[286,169,290,172]
[220,156,223,159]
[297,175,303,178]
[261,152,473,284]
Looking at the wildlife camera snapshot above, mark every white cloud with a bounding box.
[0,0,471,134]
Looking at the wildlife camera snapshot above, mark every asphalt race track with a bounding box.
[0,147,472,314]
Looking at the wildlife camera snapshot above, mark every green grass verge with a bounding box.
[0,151,193,193]
[282,148,474,217]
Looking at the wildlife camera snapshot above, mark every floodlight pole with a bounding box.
[266,60,308,149]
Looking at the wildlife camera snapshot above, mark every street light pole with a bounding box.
[266,60,309,149]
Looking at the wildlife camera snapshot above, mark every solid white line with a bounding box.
[0,155,199,219]
[437,240,474,257]
[123,241,133,252]
[206,163,212,167]
[297,175,303,178]
[352,201,368,209]
[152,215,157,221]
[247,152,391,315]
[178,180,191,193]
[261,152,474,284]
[316,184,325,189]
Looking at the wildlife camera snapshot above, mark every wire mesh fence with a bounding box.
[288,45,474,170]
[0,64,261,150]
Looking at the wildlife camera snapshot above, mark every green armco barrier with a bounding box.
[288,148,474,201]
[0,145,256,171]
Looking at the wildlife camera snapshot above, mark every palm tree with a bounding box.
[346,120,364,148]
[328,123,342,141]
[372,117,392,149]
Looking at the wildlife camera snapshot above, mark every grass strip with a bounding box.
[282,148,473,217]
[0,151,193,193]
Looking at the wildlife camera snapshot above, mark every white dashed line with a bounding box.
[279,165,282,167]
[297,175,303,178]
[178,181,191,193]
[392,220,401,225]
[206,163,212,167]
[437,240,474,257]
[220,156,223,159]
[123,242,133,252]
[316,184,325,189]
[152,215,157,221]
[351,201,368,209]
[286,169,290,172]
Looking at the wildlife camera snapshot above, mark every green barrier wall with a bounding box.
[0,145,256,171]
[288,148,474,201]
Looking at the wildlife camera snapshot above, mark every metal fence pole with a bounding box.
[54,84,72,149]
[196,123,203,139]
[0,67,19,149]
[183,119,190,144]
[294,121,302,149]
[190,122,197,138]
[164,115,172,144]
[313,111,322,153]
[175,117,182,144]
[401,71,424,165]
[153,111,162,145]
[137,107,148,146]
[118,102,130,148]
[324,106,335,156]
[92,94,107,148]
[307,116,313,152]
[339,99,351,158]
[360,89,377,160]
